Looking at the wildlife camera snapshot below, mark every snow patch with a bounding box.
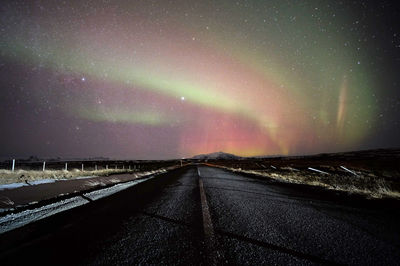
[75,175,98,180]
[308,167,330,175]
[0,183,27,190]
[0,197,14,206]
[84,180,102,187]
[0,196,89,234]
[83,175,154,201]
[0,178,67,190]
[28,179,58,185]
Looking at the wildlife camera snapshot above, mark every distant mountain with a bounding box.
[191,151,242,160]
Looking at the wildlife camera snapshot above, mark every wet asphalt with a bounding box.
[0,165,399,265]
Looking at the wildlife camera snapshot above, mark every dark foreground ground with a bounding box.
[0,165,399,265]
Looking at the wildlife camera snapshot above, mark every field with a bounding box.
[199,149,400,199]
[1,149,399,199]
[0,159,180,186]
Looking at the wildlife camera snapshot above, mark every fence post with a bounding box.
[43,161,46,171]
[106,165,108,170]
[65,162,68,171]
[82,163,84,171]
[12,159,15,172]
[123,165,125,170]
[95,165,97,171]
[129,165,131,170]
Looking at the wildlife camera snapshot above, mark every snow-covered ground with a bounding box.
[0,173,160,234]
[0,183,28,190]
[0,176,100,191]
[0,196,89,234]
[83,176,153,201]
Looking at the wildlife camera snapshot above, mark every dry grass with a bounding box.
[0,168,135,185]
[219,166,400,199]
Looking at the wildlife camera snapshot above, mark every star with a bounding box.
[1,0,399,159]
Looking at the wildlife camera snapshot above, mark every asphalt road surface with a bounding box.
[0,165,399,265]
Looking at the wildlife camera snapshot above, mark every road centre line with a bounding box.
[197,167,220,264]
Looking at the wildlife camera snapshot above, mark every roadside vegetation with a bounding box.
[205,149,400,199]
[224,167,400,199]
[0,168,135,185]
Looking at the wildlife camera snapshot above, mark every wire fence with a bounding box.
[0,159,180,172]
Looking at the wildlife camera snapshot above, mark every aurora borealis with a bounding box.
[1,1,399,159]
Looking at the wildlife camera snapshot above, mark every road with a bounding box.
[0,165,399,265]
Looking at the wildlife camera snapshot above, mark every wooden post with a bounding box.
[106,165,108,170]
[115,164,117,170]
[65,162,68,171]
[12,159,15,172]
[43,161,46,171]
[82,163,84,171]
[129,165,131,170]
[95,165,97,171]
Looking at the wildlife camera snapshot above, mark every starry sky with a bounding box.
[1,0,399,159]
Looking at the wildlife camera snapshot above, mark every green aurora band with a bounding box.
[0,0,378,156]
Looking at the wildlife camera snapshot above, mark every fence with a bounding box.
[0,159,180,172]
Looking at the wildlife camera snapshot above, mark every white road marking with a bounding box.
[197,167,219,264]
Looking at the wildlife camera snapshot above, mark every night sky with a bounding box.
[1,0,399,159]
